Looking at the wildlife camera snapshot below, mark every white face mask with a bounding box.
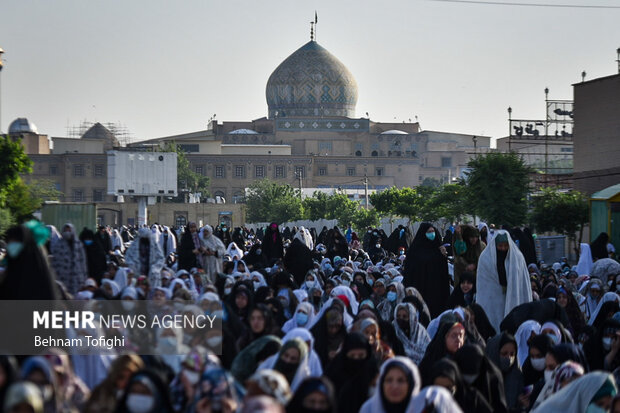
[224,287,232,295]
[544,369,553,382]
[206,336,222,348]
[305,281,314,289]
[122,300,135,311]
[462,373,478,384]
[182,369,200,385]
[126,394,155,413]
[530,357,546,371]
[253,281,261,290]
[603,337,613,351]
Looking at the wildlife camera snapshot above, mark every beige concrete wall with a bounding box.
[220,144,291,155]
[94,201,246,228]
[52,138,104,154]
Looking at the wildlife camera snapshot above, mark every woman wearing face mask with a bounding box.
[430,358,493,413]
[80,228,108,284]
[556,286,586,338]
[50,223,88,295]
[115,370,174,413]
[377,280,405,322]
[453,225,486,286]
[486,332,524,411]
[454,343,508,413]
[282,302,316,334]
[540,320,566,346]
[311,304,348,367]
[532,352,587,410]
[522,334,555,386]
[124,227,165,288]
[403,223,451,318]
[168,348,210,412]
[284,230,316,287]
[286,377,337,413]
[359,356,421,413]
[325,332,379,413]
[589,291,620,328]
[392,302,430,364]
[531,371,617,413]
[1,223,59,300]
[86,355,144,413]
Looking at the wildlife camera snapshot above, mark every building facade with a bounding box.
[572,74,620,194]
[16,37,491,225]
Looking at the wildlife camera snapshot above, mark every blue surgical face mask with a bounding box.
[547,333,561,345]
[387,291,397,302]
[366,278,374,287]
[426,232,436,241]
[585,403,606,413]
[6,242,24,258]
[296,312,309,326]
[84,240,94,246]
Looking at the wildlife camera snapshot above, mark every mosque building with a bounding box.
[16,34,491,226]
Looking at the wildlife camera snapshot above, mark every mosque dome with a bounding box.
[228,129,258,134]
[381,130,409,135]
[80,122,119,150]
[266,40,358,119]
[8,118,38,134]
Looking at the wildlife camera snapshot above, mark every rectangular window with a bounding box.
[355,143,364,151]
[73,189,84,202]
[55,183,62,191]
[178,144,200,153]
[93,189,104,202]
[234,165,245,178]
[371,143,380,150]
[49,165,58,176]
[318,141,332,152]
[214,166,225,178]
[294,166,306,179]
[94,164,104,177]
[561,147,573,153]
[318,167,327,176]
[195,165,204,175]
[255,165,265,178]
[347,167,356,176]
[441,157,452,168]
[275,165,285,178]
[73,164,84,177]
[376,168,384,176]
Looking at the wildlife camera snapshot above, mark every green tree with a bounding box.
[245,179,303,223]
[370,186,433,223]
[0,208,15,235]
[302,191,329,221]
[351,208,380,232]
[6,178,63,222]
[0,135,32,207]
[465,152,532,226]
[427,182,471,224]
[530,187,589,258]
[161,142,210,202]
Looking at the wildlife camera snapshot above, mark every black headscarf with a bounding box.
[177,223,199,271]
[430,358,494,413]
[591,232,610,261]
[454,343,508,413]
[79,227,107,283]
[1,224,59,300]
[404,223,450,318]
[469,303,496,341]
[522,334,555,385]
[286,377,337,413]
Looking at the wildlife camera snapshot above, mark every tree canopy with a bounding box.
[161,142,210,201]
[245,179,303,223]
[465,152,532,226]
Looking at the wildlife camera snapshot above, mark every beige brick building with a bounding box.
[572,74,620,194]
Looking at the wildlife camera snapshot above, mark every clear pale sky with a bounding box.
[1,0,619,143]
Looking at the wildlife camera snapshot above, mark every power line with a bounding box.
[427,0,620,8]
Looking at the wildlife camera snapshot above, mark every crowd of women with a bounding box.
[0,218,619,413]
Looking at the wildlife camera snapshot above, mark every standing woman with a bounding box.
[124,228,164,287]
[177,222,202,271]
[199,225,227,284]
[359,356,421,413]
[404,223,451,318]
[50,223,88,295]
[476,230,532,332]
[0,222,58,300]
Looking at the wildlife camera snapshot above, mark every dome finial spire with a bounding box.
[310,11,318,41]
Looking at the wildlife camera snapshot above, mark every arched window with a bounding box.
[233,191,245,204]
[371,150,378,157]
[355,150,362,157]
[214,191,226,203]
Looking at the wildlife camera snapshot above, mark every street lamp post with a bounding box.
[507,107,512,151]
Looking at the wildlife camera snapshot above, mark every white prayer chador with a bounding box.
[576,243,594,276]
[199,225,227,283]
[531,372,614,413]
[476,229,533,332]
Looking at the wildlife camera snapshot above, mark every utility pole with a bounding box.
[0,47,4,134]
[364,175,369,210]
[544,87,549,187]
[295,170,303,198]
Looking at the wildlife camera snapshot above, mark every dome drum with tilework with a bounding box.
[266,40,358,119]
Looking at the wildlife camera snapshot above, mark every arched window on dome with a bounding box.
[355,150,362,157]
[371,150,378,157]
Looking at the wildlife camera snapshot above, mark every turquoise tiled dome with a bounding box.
[266,41,358,119]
